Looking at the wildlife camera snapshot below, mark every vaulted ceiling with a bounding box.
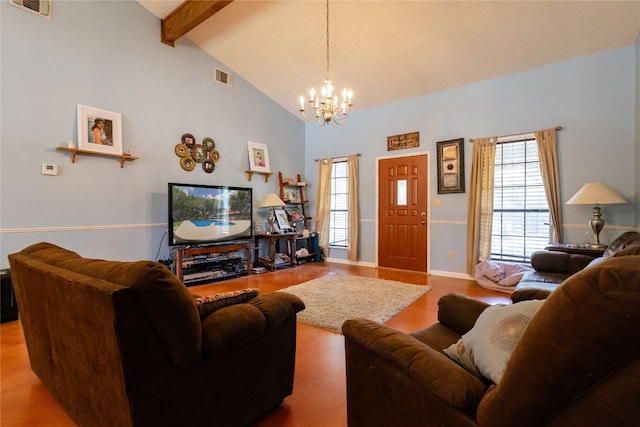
[139,1,640,119]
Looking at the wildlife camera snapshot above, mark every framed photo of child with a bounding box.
[77,104,123,155]
[247,141,270,173]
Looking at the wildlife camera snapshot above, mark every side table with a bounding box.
[255,233,298,270]
[544,243,606,257]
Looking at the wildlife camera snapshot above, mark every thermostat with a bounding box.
[41,163,58,176]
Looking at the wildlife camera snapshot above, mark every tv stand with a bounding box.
[173,241,251,286]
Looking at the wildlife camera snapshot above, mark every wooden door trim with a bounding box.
[375,151,431,273]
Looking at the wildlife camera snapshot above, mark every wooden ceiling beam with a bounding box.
[161,0,234,47]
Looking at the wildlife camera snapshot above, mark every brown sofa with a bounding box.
[512,231,640,302]
[343,254,640,427]
[8,242,305,427]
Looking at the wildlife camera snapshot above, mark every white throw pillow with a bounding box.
[443,299,544,383]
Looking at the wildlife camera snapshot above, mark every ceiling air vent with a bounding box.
[9,0,52,19]
[215,68,233,87]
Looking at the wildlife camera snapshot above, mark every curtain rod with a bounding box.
[468,126,562,142]
[314,153,361,162]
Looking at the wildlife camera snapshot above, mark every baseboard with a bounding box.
[429,270,475,280]
[324,257,376,268]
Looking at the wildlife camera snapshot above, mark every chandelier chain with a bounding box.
[298,0,353,125]
[325,0,330,80]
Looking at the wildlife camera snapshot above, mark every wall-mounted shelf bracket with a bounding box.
[56,147,140,168]
[245,170,273,183]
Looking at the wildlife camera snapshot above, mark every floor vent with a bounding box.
[9,0,52,19]
[215,68,233,87]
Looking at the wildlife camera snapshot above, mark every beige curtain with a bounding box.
[466,137,497,275]
[535,128,563,243]
[347,155,359,261]
[315,158,333,256]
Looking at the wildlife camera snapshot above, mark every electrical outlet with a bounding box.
[449,250,455,259]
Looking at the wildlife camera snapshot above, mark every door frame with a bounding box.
[375,151,431,272]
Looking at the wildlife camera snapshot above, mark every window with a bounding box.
[329,161,348,247]
[491,137,550,262]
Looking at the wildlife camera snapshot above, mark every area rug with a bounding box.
[278,274,431,333]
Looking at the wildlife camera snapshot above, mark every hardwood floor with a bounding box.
[0,262,510,427]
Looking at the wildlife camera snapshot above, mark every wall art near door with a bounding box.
[436,138,465,194]
[387,131,419,151]
[77,104,123,155]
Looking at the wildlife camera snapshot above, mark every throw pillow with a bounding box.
[194,288,259,318]
[443,299,544,383]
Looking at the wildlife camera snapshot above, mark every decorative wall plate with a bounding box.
[202,160,215,173]
[180,156,196,171]
[202,137,215,150]
[209,149,221,162]
[181,133,196,147]
[192,144,206,163]
[174,143,188,157]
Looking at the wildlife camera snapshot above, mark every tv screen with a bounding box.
[168,183,253,246]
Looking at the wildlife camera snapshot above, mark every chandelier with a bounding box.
[299,0,353,125]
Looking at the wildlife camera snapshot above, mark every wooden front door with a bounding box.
[378,154,428,272]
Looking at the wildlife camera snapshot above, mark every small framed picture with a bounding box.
[274,208,290,230]
[285,206,304,221]
[436,138,465,194]
[247,141,270,173]
[77,104,123,155]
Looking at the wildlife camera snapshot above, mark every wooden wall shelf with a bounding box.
[245,170,273,183]
[56,147,139,168]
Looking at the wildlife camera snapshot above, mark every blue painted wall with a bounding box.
[0,1,304,267]
[1,1,637,275]
[305,46,638,273]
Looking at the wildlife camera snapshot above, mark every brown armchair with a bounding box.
[8,242,305,427]
[343,255,640,427]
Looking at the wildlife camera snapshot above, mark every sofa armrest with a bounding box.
[530,250,594,274]
[343,318,488,409]
[248,292,305,327]
[201,292,304,356]
[437,293,491,335]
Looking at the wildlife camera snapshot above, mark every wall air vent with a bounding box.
[215,68,233,87]
[9,0,52,19]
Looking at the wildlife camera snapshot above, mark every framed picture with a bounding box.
[285,206,304,221]
[274,208,290,230]
[247,141,270,173]
[284,188,299,203]
[77,104,123,155]
[436,138,465,194]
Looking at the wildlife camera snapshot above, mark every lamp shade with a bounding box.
[566,182,628,205]
[259,193,286,208]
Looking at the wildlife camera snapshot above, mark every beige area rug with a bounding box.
[278,274,431,333]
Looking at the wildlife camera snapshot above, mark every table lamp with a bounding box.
[566,182,628,248]
[259,193,286,234]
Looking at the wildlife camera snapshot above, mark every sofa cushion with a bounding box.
[194,288,259,317]
[530,250,594,275]
[444,299,544,383]
[511,270,568,303]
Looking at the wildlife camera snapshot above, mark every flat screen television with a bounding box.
[168,183,253,246]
